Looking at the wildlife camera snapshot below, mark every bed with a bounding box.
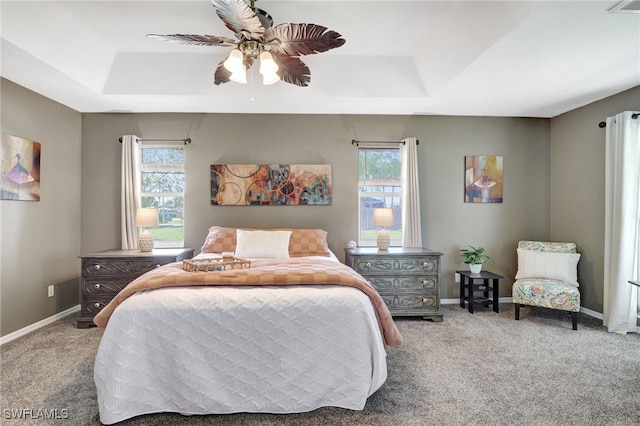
[93,227,403,424]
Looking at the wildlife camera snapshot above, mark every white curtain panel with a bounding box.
[603,111,640,334]
[121,135,141,250]
[401,137,423,247]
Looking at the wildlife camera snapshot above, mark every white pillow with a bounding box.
[515,248,581,286]
[234,229,291,259]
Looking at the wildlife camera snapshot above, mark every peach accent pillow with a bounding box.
[284,228,331,257]
[200,226,238,253]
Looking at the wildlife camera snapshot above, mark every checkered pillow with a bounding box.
[283,228,330,257]
[200,226,238,253]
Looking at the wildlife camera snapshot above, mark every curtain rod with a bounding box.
[351,139,419,146]
[598,113,638,128]
[118,137,191,144]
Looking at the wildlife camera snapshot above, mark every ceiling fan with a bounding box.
[147,0,346,87]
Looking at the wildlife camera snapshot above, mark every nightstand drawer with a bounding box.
[366,276,437,292]
[379,294,439,311]
[80,297,113,317]
[351,256,439,275]
[83,260,162,277]
[82,278,130,296]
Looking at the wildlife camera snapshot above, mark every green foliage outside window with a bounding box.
[358,149,401,182]
[140,146,185,247]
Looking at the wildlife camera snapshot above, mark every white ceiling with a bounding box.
[1,0,638,117]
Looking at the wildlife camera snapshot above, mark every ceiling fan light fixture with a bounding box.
[259,51,278,74]
[262,72,280,85]
[229,65,247,84]
[259,51,279,84]
[223,48,244,74]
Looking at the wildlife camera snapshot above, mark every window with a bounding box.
[139,144,185,248]
[358,147,402,246]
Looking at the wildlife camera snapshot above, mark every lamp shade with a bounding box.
[223,49,244,74]
[224,49,248,84]
[373,208,394,227]
[259,51,278,74]
[135,208,159,228]
[259,51,280,85]
[229,65,247,84]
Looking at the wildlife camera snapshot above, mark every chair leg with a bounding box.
[571,311,578,330]
[515,303,520,320]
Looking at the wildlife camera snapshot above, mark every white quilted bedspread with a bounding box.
[94,279,388,424]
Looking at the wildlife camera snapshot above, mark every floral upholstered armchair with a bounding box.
[512,241,581,330]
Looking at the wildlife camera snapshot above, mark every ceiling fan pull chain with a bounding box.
[250,66,256,102]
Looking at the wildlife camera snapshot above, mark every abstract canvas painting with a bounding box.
[1,133,41,201]
[464,155,503,203]
[211,164,332,206]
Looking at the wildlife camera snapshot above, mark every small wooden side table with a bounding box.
[457,270,503,314]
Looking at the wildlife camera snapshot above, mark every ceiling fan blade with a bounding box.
[272,53,311,87]
[211,0,264,40]
[214,59,232,85]
[266,24,345,56]
[147,34,236,46]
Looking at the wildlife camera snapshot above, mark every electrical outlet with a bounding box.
[47,285,54,298]
[454,273,460,283]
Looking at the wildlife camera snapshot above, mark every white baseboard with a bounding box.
[441,297,514,305]
[579,305,603,319]
[0,304,80,346]
[441,298,603,320]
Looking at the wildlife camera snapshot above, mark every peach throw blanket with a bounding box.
[93,257,403,347]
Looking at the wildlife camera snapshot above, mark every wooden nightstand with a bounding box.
[344,247,443,321]
[77,248,194,328]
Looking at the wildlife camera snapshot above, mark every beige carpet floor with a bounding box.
[2,304,639,425]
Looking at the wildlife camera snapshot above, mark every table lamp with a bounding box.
[373,208,394,251]
[135,208,158,252]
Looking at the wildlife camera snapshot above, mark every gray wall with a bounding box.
[3,77,634,337]
[0,78,82,336]
[81,113,550,301]
[550,85,640,313]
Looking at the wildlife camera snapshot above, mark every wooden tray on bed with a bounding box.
[183,256,251,272]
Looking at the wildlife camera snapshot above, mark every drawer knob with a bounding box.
[422,280,428,285]
[423,262,429,267]
[366,262,372,267]
[94,264,101,270]
[94,302,101,308]
[422,298,429,304]
[94,283,101,289]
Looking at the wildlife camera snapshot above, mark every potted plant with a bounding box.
[460,245,494,273]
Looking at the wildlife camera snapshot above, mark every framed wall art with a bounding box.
[1,133,41,201]
[464,155,503,203]
[211,164,332,206]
